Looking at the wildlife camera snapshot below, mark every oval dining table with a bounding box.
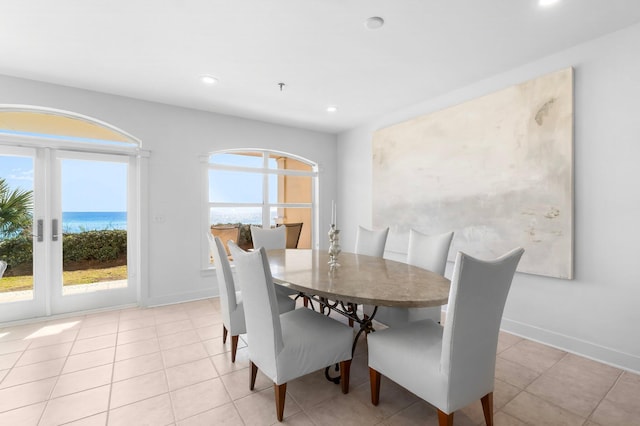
[266,249,451,357]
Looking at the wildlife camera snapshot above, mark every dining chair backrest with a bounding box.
[407,229,454,275]
[441,248,524,408]
[278,222,303,248]
[355,226,389,257]
[210,225,240,256]
[207,234,238,325]
[251,225,286,250]
[228,242,283,379]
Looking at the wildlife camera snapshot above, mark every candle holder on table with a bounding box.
[328,224,341,268]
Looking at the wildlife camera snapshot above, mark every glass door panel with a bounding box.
[0,146,47,322]
[50,151,136,314]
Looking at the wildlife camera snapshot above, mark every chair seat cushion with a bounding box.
[368,319,447,408]
[274,308,353,384]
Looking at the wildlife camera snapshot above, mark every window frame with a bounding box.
[202,149,318,269]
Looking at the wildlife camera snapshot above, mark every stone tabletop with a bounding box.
[266,249,450,308]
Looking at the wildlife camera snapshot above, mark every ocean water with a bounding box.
[62,212,127,233]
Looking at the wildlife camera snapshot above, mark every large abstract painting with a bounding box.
[373,68,573,279]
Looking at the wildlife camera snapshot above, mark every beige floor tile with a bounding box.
[108,393,174,426]
[219,365,271,400]
[0,351,22,370]
[156,319,195,337]
[499,340,566,374]
[117,326,157,345]
[0,368,7,383]
[590,398,639,426]
[0,401,45,425]
[497,331,524,354]
[306,392,385,426]
[64,411,108,425]
[170,378,231,421]
[382,400,475,426]
[15,341,72,366]
[493,411,528,425]
[176,402,243,426]
[203,335,245,357]
[195,324,224,341]
[0,377,56,413]
[119,308,155,322]
[154,311,191,325]
[159,329,201,351]
[502,391,586,425]
[166,357,219,391]
[350,379,418,419]
[71,333,117,355]
[77,322,119,340]
[51,364,113,398]
[189,313,222,329]
[39,385,110,426]
[113,351,164,382]
[115,337,160,361]
[495,356,540,389]
[162,341,209,368]
[27,328,79,349]
[0,338,31,355]
[286,369,350,409]
[0,357,65,388]
[210,347,251,376]
[526,370,613,417]
[110,370,168,408]
[63,347,115,374]
[234,386,301,426]
[80,312,120,328]
[118,316,156,332]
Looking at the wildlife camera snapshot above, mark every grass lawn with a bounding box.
[0,265,128,292]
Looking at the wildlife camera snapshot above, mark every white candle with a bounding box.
[334,202,337,228]
[331,200,335,225]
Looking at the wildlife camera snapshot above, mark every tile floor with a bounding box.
[0,298,638,425]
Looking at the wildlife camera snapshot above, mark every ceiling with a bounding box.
[2,1,640,134]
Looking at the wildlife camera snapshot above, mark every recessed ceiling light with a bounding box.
[326,105,338,113]
[538,0,560,7]
[364,16,384,30]
[200,75,219,85]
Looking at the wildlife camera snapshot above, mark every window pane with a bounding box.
[209,170,263,203]
[269,154,312,172]
[210,207,262,226]
[210,152,263,168]
[271,174,312,204]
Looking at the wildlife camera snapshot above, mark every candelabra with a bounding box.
[328,224,341,268]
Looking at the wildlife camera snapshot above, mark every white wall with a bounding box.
[337,23,640,373]
[0,75,337,307]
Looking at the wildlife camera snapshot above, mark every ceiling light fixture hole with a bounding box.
[364,16,385,30]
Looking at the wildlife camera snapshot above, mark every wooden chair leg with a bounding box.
[274,383,287,422]
[249,361,258,390]
[369,367,381,406]
[481,392,494,426]
[303,296,309,307]
[231,335,239,362]
[340,359,352,394]
[437,410,454,426]
[222,325,228,344]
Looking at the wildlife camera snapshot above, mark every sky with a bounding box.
[0,154,127,212]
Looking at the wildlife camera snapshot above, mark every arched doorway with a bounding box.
[0,105,144,322]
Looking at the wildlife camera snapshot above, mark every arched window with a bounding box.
[205,150,317,263]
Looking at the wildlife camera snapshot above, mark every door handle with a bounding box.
[36,219,44,242]
[52,219,59,241]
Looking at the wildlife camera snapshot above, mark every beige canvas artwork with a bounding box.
[373,68,573,279]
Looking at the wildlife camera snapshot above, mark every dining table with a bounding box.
[266,249,451,358]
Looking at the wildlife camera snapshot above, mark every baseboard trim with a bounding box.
[501,317,640,375]
[143,289,216,308]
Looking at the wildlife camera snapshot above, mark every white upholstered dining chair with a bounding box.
[368,247,524,426]
[354,225,389,257]
[229,242,354,422]
[250,225,286,250]
[374,229,454,327]
[207,234,295,362]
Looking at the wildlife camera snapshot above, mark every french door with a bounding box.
[0,146,138,323]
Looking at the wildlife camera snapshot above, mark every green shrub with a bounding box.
[0,229,127,276]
